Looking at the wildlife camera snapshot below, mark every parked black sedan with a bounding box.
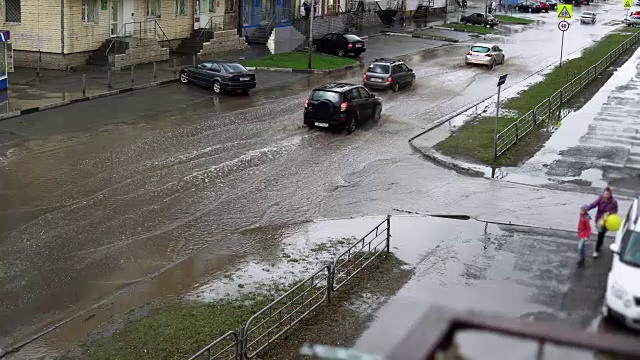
[312,33,366,57]
[515,1,543,12]
[460,13,500,27]
[179,60,256,95]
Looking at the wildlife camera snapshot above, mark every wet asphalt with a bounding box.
[0,3,637,357]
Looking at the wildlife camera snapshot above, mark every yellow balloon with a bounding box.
[605,214,622,231]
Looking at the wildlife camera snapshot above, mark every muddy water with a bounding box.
[0,4,632,356]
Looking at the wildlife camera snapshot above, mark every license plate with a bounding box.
[356,44,363,47]
[240,77,250,81]
[314,122,329,127]
[371,78,382,82]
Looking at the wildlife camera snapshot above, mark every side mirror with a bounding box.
[369,93,375,98]
[610,243,620,254]
[408,69,414,72]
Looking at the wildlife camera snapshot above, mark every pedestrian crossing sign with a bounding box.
[557,4,572,19]
[624,0,632,8]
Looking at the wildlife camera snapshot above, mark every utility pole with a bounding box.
[494,74,508,160]
[307,2,315,69]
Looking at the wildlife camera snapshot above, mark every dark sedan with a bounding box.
[460,13,500,27]
[312,33,366,57]
[179,60,256,95]
[515,1,542,12]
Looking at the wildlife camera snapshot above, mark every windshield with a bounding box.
[310,90,342,103]
[621,232,640,267]
[222,63,248,73]
[343,34,361,42]
[368,64,390,74]
[583,12,594,16]
[470,46,491,53]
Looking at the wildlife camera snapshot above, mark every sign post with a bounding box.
[494,74,508,159]
[557,20,570,67]
[308,1,315,69]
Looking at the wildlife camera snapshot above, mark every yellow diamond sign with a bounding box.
[557,4,572,19]
[624,0,632,8]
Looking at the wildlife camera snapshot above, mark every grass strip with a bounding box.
[60,255,410,360]
[435,28,640,166]
[494,15,535,24]
[443,23,497,34]
[240,52,356,70]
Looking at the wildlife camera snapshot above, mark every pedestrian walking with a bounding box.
[303,0,311,18]
[577,205,592,266]
[587,187,618,258]
[491,0,497,13]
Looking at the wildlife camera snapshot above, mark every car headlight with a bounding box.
[611,282,629,304]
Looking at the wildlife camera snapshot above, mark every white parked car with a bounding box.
[602,197,640,330]
[625,15,640,27]
[580,11,596,24]
[464,43,505,69]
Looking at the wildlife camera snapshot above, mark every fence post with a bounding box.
[193,54,197,65]
[386,215,391,253]
[237,325,245,360]
[153,61,157,80]
[173,56,177,76]
[532,108,536,126]
[130,65,134,85]
[107,68,112,89]
[547,97,551,129]
[326,264,332,304]
[82,73,87,96]
[515,121,519,142]
[558,89,563,121]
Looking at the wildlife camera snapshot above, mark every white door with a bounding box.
[110,0,122,37]
[200,0,211,28]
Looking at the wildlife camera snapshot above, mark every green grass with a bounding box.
[443,23,498,34]
[239,52,356,70]
[494,15,535,24]
[435,29,640,166]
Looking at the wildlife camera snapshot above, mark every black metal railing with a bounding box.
[188,216,392,360]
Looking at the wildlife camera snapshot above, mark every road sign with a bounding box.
[497,74,508,87]
[624,0,632,8]
[557,4,572,19]
[558,20,570,31]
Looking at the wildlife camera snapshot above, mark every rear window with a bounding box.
[343,34,361,42]
[222,63,248,72]
[367,64,390,74]
[310,90,342,103]
[470,46,491,53]
[583,12,595,16]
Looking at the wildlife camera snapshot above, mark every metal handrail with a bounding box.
[387,304,640,359]
[188,331,240,360]
[154,20,173,51]
[494,31,640,158]
[105,19,173,56]
[196,17,223,41]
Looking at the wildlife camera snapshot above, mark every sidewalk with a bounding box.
[354,215,616,359]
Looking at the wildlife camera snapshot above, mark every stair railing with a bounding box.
[154,20,174,51]
[197,17,224,42]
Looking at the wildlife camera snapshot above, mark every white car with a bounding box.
[464,43,505,69]
[625,15,640,27]
[580,11,596,24]
[602,197,640,330]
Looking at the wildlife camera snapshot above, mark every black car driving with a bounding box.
[303,83,382,134]
[179,60,256,94]
[515,1,542,12]
[312,33,366,57]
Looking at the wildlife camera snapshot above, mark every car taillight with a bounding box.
[466,51,471,55]
[305,98,309,107]
[363,41,367,47]
[348,43,353,49]
[363,74,367,81]
[387,76,392,83]
[340,102,348,111]
[485,54,493,57]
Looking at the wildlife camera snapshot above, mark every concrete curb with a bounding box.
[382,31,460,43]
[244,62,364,74]
[431,25,499,35]
[411,145,486,177]
[0,78,179,122]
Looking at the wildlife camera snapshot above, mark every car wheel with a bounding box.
[212,80,222,94]
[391,82,400,92]
[179,71,189,84]
[240,89,250,96]
[306,123,314,130]
[372,106,382,122]
[338,49,345,57]
[490,59,496,70]
[346,115,357,134]
[501,56,505,65]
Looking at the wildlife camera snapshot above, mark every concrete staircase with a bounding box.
[198,30,248,58]
[87,39,129,66]
[246,26,272,44]
[175,29,215,54]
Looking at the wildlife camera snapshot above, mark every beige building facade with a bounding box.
[1,0,237,69]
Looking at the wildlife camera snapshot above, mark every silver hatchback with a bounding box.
[464,43,505,69]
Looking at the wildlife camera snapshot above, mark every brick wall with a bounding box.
[64,0,111,54]
[1,1,62,53]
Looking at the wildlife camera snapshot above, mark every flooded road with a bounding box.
[0,3,633,356]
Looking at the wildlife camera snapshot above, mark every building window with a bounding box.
[5,0,21,23]
[82,0,99,23]
[225,0,235,12]
[176,0,187,15]
[148,0,161,17]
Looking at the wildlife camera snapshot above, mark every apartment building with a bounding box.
[1,0,240,70]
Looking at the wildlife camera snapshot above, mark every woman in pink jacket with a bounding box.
[587,187,618,258]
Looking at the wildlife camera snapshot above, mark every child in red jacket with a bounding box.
[578,205,592,265]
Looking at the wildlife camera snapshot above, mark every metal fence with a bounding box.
[188,215,392,360]
[494,31,640,158]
